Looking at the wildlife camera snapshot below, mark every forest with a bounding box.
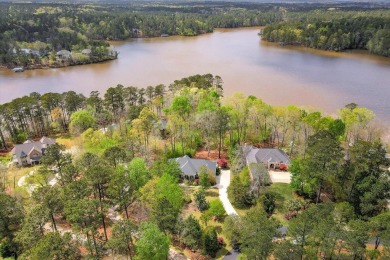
[0,74,389,259]
[261,8,390,56]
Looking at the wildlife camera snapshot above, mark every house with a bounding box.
[11,137,56,166]
[107,46,117,57]
[172,155,217,180]
[244,146,290,170]
[100,123,118,134]
[56,50,71,59]
[82,49,91,55]
[12,48,41,57]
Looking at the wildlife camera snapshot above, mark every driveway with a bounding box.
[217,169,238,215]
[269,170,291,183]
[223,250,239,260]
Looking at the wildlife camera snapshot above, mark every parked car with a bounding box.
[278,163,288,171]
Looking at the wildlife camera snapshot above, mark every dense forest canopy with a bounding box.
[261,7,390,56]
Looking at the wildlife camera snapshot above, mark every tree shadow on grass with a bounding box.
[216,247,230,259]
[214,225,223,233]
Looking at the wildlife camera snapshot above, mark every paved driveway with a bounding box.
[223,250,239,260]
[269,170,291,183]
[217,169,238,215]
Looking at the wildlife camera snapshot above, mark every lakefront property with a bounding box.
[11,137,56,166]
[172,155,217,180]
[244,146,290,170]
[0,1,389,260]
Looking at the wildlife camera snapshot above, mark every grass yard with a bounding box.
[3,165,38,204]
[267,183,295,226]
[5,165,37,190]
[56,136,81,149]
[231,183,294,226]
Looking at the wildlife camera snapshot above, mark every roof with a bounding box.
[245,146,290,165]
[40,136,56,145]
[82,49,91,54]
[56,50,71,56]
[173,155,216,177]
[11,137,56,159]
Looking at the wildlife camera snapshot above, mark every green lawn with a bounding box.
[6,165,38,191]
[267,183,295,226]
[231,183,294,226]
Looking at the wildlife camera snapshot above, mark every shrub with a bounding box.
[208,172,216,186]
[199,171,211,189]
[194,188,209,212]
[217,236,225,246]
[209,199,226,221]
[260,192,276,216]
[183,196,192,204]
[217,158,228,169]
[285,198,305,214]
[284,212,297,220]
[0,238,15,258]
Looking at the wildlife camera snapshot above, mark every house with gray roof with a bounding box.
[56,50,71,59]
[82,49,91,55]
[172,155,217,179]
[244,146,290,170]
[11,137,56,166]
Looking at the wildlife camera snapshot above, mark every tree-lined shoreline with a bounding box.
[1,1,389,70]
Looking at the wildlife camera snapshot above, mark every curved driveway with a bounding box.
[217,169,238,215]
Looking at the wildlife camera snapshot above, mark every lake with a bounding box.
[1,27,390,123]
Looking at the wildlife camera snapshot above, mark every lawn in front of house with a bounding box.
[267,183,295,226]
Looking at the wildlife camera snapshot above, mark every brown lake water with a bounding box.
[1,27,390,124]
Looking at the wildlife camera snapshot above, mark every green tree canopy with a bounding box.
[135,223,169,260]
[69,109,96,135]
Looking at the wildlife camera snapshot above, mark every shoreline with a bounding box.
[2,26,263,72]
[3,25,389,72]
[1,56,117,71]
[259,39,390,66]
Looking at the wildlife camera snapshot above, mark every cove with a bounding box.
[0,27,389,123]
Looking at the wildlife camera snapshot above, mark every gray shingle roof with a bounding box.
[246,147,290,165]
[40,136,56,145]
[173,155,216,177]
[11,137,56,159]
